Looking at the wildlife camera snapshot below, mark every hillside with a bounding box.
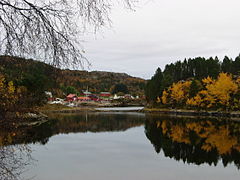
[58,70,145,96]
[0,56,146,98]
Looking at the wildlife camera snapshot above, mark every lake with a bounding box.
[1,111,240,180]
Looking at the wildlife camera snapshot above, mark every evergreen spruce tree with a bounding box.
[233,54,240,75]
[145,68,163,103]
[221,56,233,73]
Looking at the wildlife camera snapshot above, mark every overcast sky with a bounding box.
[83,0,240,79]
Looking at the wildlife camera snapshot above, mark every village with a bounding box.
[46,90,142,107]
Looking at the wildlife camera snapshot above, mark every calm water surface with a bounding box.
[95,106,144,111]
[1,112,240,180]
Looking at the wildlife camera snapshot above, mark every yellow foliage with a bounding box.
[159,119,240,155]
[202,76,214,84]
[204,73,237,107]
[186,94,203,107]
[168,81,191,104]
[201,144,213,152]
[204,127,238,155]
[8,81,15,93]
[170,125,190,144]
[0,74,20,113]
[159,72,240,110]
[185,73,238,109]
[161,121,168,135]
[161,90,168,104]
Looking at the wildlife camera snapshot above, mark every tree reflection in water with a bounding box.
[0,145,32,180]
[0,112,145,179]
[145,115,240,169]
[0,113,145,146]
[0,118,34,180]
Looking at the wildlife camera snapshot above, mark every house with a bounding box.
[88,94,99,101]
[113,94,120,100]
[45,91,54,101]
[66,94,78,101]
[78,96,91,101]
[100,92,111,100]
[124,94,134,99]
[82,90,92,97]
[100,92,111,97]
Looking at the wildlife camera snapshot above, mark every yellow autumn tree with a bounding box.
[186,94,203,107]
[186,73,238,110]
[161,90,168,104]
[0,74,20,117]
[159,72,240,110]
[205,73,237,107]
[166,81,191,106]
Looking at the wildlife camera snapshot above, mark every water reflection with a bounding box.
[2,112,240,180]
[0,145,32,180]
[0,112,145,179]
[0,112,145,146]
[145,114,240,169]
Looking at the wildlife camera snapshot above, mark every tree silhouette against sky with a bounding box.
[0,0,137,68]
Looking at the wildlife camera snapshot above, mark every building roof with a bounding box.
[100,92,111,94]
[78,96,91,100]
[83,91,92,95]
[67,94,77,98]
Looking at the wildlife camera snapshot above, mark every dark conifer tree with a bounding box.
[233,54,240,75]
[206,56,221,78]
[145,68,163,103]
[221,56,233,73]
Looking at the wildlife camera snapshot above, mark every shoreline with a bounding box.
[37,104,240,119]
[39,104,240,118]
[41,106,144,114]
[4,106,240,128]
[142,108,240,118]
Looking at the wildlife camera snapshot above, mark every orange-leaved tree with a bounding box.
[186,73,238,110]
[160,81,191,107]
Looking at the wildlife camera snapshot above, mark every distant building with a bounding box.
[113,94,120,100]
[124,94,133,99]
[45,91,53,101]
[66,94,78,101]
[82,90,92,96]
[100,92,111,97]
[78,96,91,101]
[45,91,53,98]
[88,94,99,101]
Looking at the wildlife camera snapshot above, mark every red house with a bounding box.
[100,92,111,97]
[66,94,78,101]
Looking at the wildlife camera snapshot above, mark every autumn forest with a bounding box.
[145,54,240,110]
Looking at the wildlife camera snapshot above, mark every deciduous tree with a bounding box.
[0,0,137,67]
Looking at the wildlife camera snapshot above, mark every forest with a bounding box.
[145,54,240,110]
